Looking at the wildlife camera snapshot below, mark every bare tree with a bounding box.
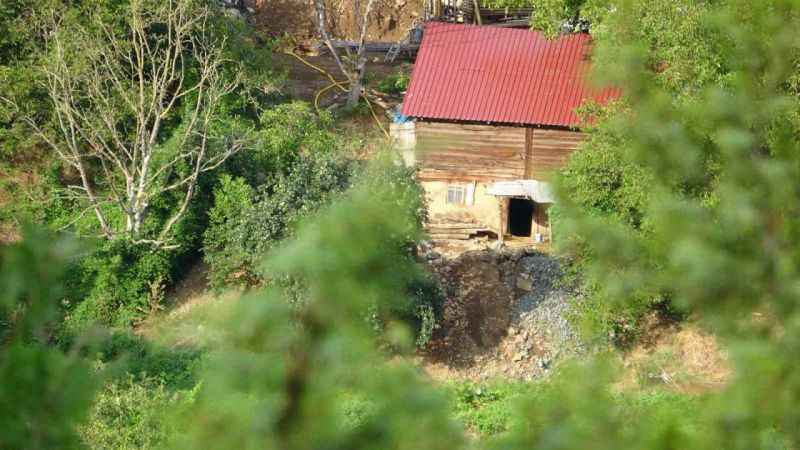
[5,0,245,247]
[314,0,376,107]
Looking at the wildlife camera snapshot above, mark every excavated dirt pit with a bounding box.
[419,246,585,381]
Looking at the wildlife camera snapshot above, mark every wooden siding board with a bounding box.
[416,122,526,181]
[529,129,585,180]
[415,122,585,183]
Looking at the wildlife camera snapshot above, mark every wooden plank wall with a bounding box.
[527,129,586,180]
[416,122,526,182]
[415,121,585,182]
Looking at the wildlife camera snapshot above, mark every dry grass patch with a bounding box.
[619,318,730,394]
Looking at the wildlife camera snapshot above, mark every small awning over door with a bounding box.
[487,180,555,203]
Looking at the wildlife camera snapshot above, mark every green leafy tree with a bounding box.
[204,102,350,288]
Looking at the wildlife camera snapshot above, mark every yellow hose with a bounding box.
[314,82,340,113]
[286,51,347,92]
[286,51,391,140]
[364,96,390,139]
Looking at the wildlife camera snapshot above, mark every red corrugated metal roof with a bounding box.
[401,23,619,128]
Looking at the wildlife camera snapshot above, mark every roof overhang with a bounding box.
[487,180,555,203]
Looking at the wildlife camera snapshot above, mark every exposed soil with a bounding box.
[164,260,211,310]
[420,246,585,381]
[418,242,729,390]
[270,50,413,156]
[273,51,410,104]
[249,0,422,42]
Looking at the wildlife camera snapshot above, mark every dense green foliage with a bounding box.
[552,0,800,343]
[0,229,97,450]
[528,0,586,35]
[0,0,273,334]
[201,102,354,290]
[480,0,536,10]
[204,153,442,347]
[376,71,410,94]
[204,151,355,288]
[80,378,193,450]
[5,0,800,449]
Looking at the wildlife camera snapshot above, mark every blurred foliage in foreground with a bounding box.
[554,0,800,345]
[4,1,800,449]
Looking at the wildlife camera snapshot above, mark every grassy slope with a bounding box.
[79,278,710,449]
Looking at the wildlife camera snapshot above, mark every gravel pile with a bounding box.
[505,254,584,379]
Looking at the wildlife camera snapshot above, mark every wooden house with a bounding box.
[397,23,618,243]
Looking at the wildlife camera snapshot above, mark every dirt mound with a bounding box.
[425,250,519,365]
[419,244,729,387]
[422,248,583,381]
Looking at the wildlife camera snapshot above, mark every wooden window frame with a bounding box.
[446,184,466,205]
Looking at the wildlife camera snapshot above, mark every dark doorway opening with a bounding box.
[508,198,534,237]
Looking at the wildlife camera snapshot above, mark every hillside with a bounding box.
[249,0,422,42]
[3,1,800,449]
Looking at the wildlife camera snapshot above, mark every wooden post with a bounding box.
[498,197,507,243]
[524,128,533,179]
[473,0,482,25]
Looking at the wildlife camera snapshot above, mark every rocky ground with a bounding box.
[420,245,585,381]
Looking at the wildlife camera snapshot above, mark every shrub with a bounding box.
[245,150,355,261]
[204,150,355,289]
[80,378,194,450]
[377,71,410,94]
[393,276,443,349]
[95,331,202,390]
[226,102,340,185]
[557,131,654,232]
[449,381,536,436]
[61,241,177,335]
[202,175,256,289]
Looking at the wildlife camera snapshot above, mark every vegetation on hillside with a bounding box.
[553,0,800,344]
[3,0,800,449]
